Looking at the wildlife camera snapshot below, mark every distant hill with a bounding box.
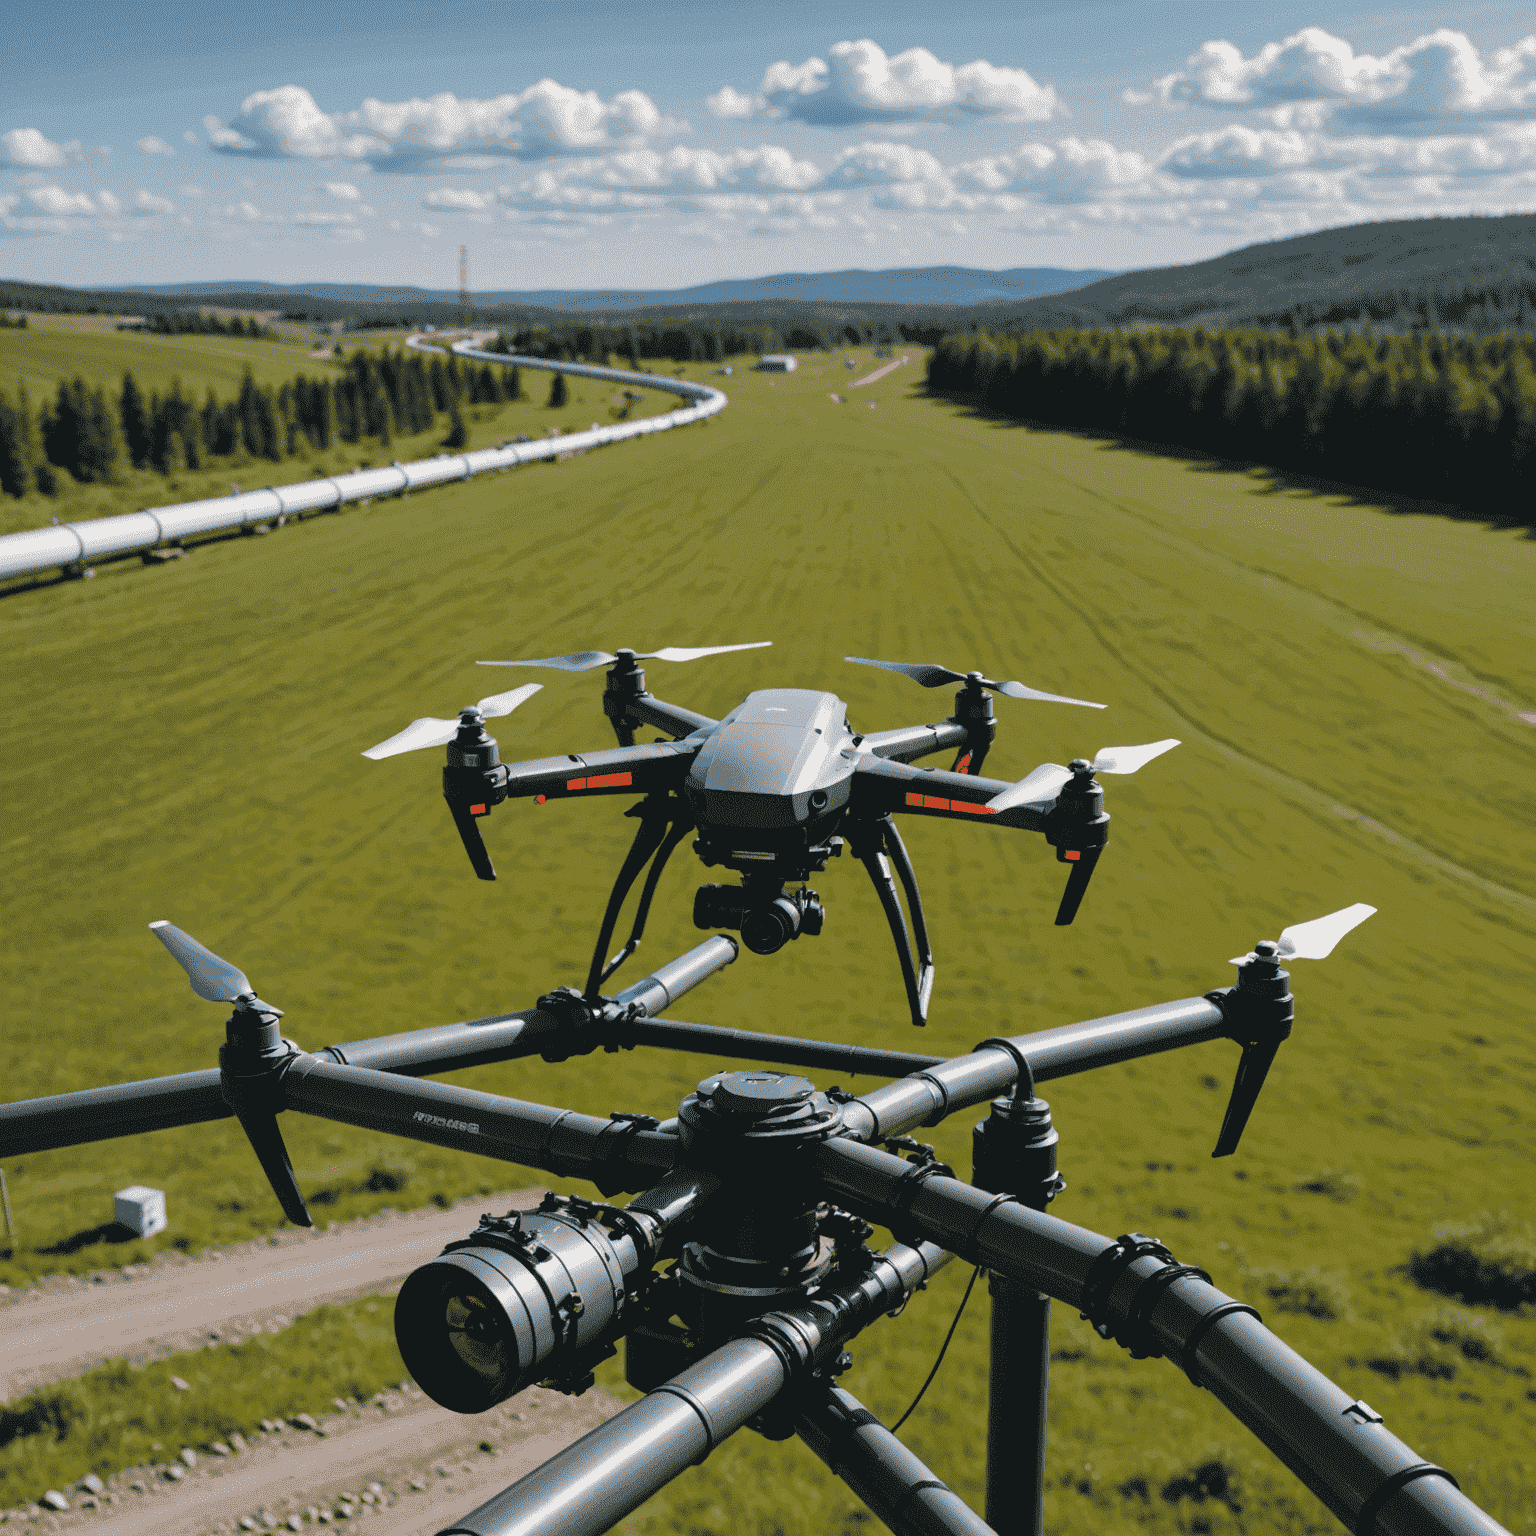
[108,266,1115,311]
[975,214,1536,333]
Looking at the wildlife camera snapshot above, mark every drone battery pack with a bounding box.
[114,1185,167,1238]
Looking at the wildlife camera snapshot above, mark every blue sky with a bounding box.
[5,0,1536,291]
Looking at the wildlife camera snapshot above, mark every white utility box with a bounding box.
[114,1185,167,1238]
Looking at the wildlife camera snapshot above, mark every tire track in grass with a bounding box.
[932,466,1536,923]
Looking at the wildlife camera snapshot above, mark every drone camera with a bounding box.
[395,1207,634,1413]
[693,883,824,956]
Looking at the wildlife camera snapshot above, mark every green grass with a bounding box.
[0,324,684,537]
[2,345,1532,1532]
[0,1296,406,1507]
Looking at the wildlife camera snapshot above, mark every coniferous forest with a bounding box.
[0,347,521,499]
[926,327,1536,517]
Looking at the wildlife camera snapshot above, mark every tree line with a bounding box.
[142,311,273,338]
[492,316,946,366]
[926,326,1536,514]
[0,348,525,499]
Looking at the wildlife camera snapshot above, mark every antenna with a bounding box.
[459,244,469,325]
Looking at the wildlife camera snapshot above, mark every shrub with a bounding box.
[1367,1304,1505,1381]
[1295,1168,1361,1203]
[1410,1211,1536,1309]
[1247,1265,1350,1320]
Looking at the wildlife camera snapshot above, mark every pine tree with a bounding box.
[548,372,567,409]
[443,404,468,449]
[119,372,152,469]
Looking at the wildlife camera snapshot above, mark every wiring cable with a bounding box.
[891,1265,983,1433]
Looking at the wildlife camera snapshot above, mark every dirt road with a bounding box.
[849,354,910,389]
[0,1190,541,1401]
[23,1384,623,1536]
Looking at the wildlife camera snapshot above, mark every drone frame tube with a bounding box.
[0,1067,230,1158]
[793,1384,994,1536]
[809,1139,1506,1536]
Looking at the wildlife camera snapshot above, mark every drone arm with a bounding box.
[857,720,968,764]
[500,741,696,804]
[0,1069,230,1157]
[849,759,1049,833]
[621,694,717,740]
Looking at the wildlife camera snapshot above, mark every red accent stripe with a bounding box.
[1065,848,1081,861]
[587,771,634,790]
[923,794,948,810]
[906,792,923,807]
[535,795,546,805]
[469,803,487,816]
[567,777,587,791]
[956,754,972,773]
[951,799,988,815]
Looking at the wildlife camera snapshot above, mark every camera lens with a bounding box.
[741,898,798,955]
[445,1287,512,1383]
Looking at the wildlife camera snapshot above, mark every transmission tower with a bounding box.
[459,245,469,326]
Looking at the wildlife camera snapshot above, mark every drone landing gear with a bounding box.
[848,816,934,1027]
[584,795,694,1000]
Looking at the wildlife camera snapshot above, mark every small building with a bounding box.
[754,354,797,372]
[116,316,148,331]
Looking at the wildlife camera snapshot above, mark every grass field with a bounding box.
[1,342,1532,1533]
[0,322,685,538]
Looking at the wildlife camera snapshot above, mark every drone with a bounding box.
[362,644,1182,1026]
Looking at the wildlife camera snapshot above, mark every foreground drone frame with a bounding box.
[368,646,1181,1027]
[0,911,1507,1536]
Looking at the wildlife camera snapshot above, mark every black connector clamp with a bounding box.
[1077,1232,1224,1362]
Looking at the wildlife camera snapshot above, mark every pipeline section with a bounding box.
[0,335,726,583]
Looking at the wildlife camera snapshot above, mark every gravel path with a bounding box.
[849,354,910,389]
[0,1190,542,1401]
[15,1384,622,1536]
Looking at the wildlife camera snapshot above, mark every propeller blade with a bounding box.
[845,657,966,689]
[1054,847,1101,926]
[985,763,1073,814]
[993,680,1106,709]
[362,716,458,761]
[149,921,253,1005]
[1092,739,1181,775]
[1212,1041,1281,1158]
[1278,903,1377,960]
[639,643,771,663]
[1230,903,1377,965]
[478,651,616,671]
[475,683,543,720]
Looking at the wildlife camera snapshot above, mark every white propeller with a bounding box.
[362,683,542,761]
[985,739,1181,814]
[1230,903,1377,966]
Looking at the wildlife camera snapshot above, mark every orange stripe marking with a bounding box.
[906,792,923,807]
[587,771,633,790]
[567,777,587,791]
[951,799,988,815]
[469,803,487,816]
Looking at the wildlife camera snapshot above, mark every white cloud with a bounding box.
[205,81,686,168]
[424,186,498,211]
[1160,126,1318,179]
[825,141,955,207]
[323,180,362,200]
[136,135,176,157]
[0,194,17,216]
[97,190,121,216]
[724,39,1064,126]
[3,127,108,168]
[26,184,96,215]
[183,129,198,145]
[1135,27,1536,130]
[293,209,356,224]
[706,86,757,120]
[213,199,282,223]
[133,188,176,214]
[179,183,204,197]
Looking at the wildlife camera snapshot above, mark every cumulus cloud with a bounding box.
[323,180,362,200]
[1160,125,1319,179]
[133,188,176,214]
[205,81,686,169]
[26,184,96,215]
[1134,26,1536,129]
[97,190,121,216]
[179,183,204,197]
[136,135,176,156]
[721,39,1064,126]
[293,209,356,225]
[3,127,109,168]
[424,186,499,211]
